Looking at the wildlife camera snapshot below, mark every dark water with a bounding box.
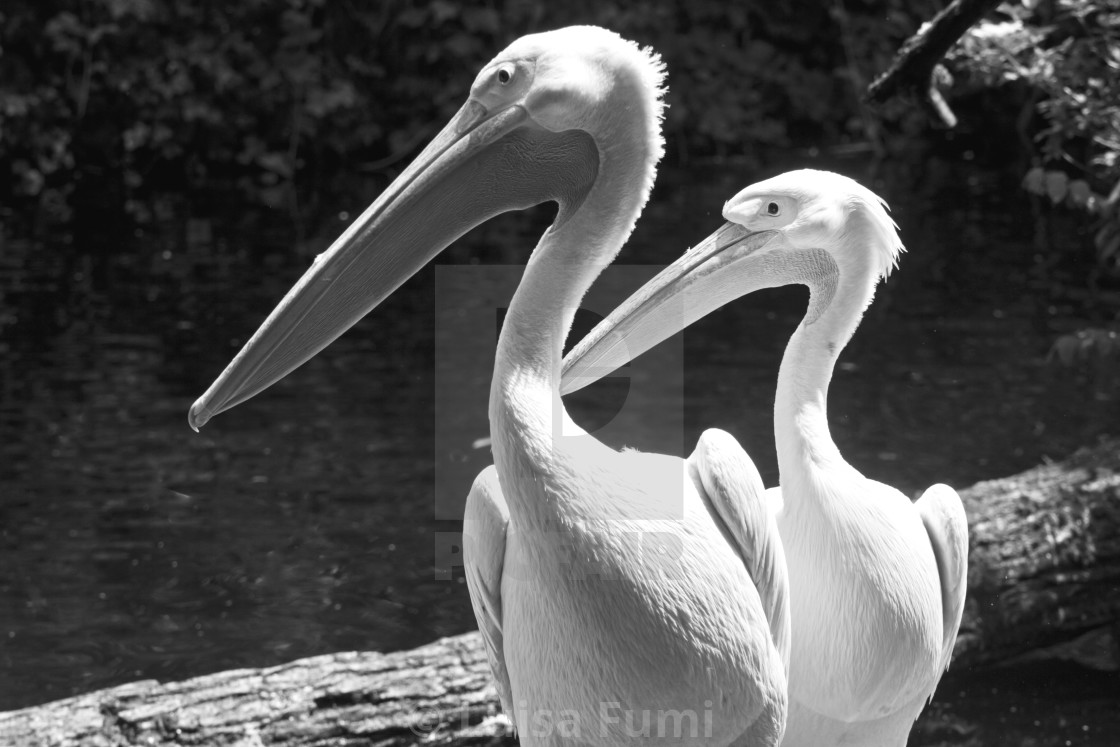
[1,158,1117,744]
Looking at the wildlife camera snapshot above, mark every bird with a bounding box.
[560,169,969,746]
[188,27,791,746]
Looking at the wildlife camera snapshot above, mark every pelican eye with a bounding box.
[766,202,781,216]
[496,66,513,85]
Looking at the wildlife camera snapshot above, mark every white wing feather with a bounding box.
[463,465,514,716]
[688,428,791,670]
[915,483,969,688]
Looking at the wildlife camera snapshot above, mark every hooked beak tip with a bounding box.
[188,400,212,432]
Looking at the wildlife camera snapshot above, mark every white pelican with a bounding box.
[561,170,969,746]
[188,27,790,746]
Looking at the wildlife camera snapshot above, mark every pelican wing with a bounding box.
[463,466,514,715]
[915,483,969,680]
[688,428,791,670]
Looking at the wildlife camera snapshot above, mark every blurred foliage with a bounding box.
[1048,325,1120,394]
[1049,326,1120,365]
[1022,165,1120,269]
[3,1,1117,291]
[948,0,1120,275]
[0,0,941,221]
[944,0,1120,370]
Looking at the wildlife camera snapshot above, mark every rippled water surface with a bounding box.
[1,159,1117,744]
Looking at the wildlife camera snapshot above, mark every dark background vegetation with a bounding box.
[3,0,930,206]
[2,0,1117,342]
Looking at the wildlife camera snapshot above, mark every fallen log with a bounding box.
[955,437,1120,672]
[0,634,514,747]
[3,439,1118,746]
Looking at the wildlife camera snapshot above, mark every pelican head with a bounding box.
[561,169,904,394]
[188,26,665,430]
[722,169,903,279]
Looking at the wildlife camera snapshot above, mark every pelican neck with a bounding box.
[774,248,879,497]
[488,139,656,507]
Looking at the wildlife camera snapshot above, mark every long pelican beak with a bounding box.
[189,101,598,430]
[560,223,779,395]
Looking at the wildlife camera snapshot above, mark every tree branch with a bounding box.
[865,0,1005,126]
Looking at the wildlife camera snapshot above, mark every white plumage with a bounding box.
[563,169,969,746]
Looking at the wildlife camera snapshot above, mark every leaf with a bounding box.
[45,12,84,56]
[257,152,293,178]
[1049,334,1080,366]
[1067,179,1092,209]
[122,122,150,151]
[306,81,356,118]
[1022,166,1045,195]
[1045,170,1069,203]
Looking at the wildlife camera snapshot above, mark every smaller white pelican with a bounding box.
[562,170,969,747]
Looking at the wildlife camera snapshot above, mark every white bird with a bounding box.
[561,169,969,746]
[188,27,790,746]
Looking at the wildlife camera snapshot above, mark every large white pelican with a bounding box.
[188,27,790,746]
[561,170,969,746]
